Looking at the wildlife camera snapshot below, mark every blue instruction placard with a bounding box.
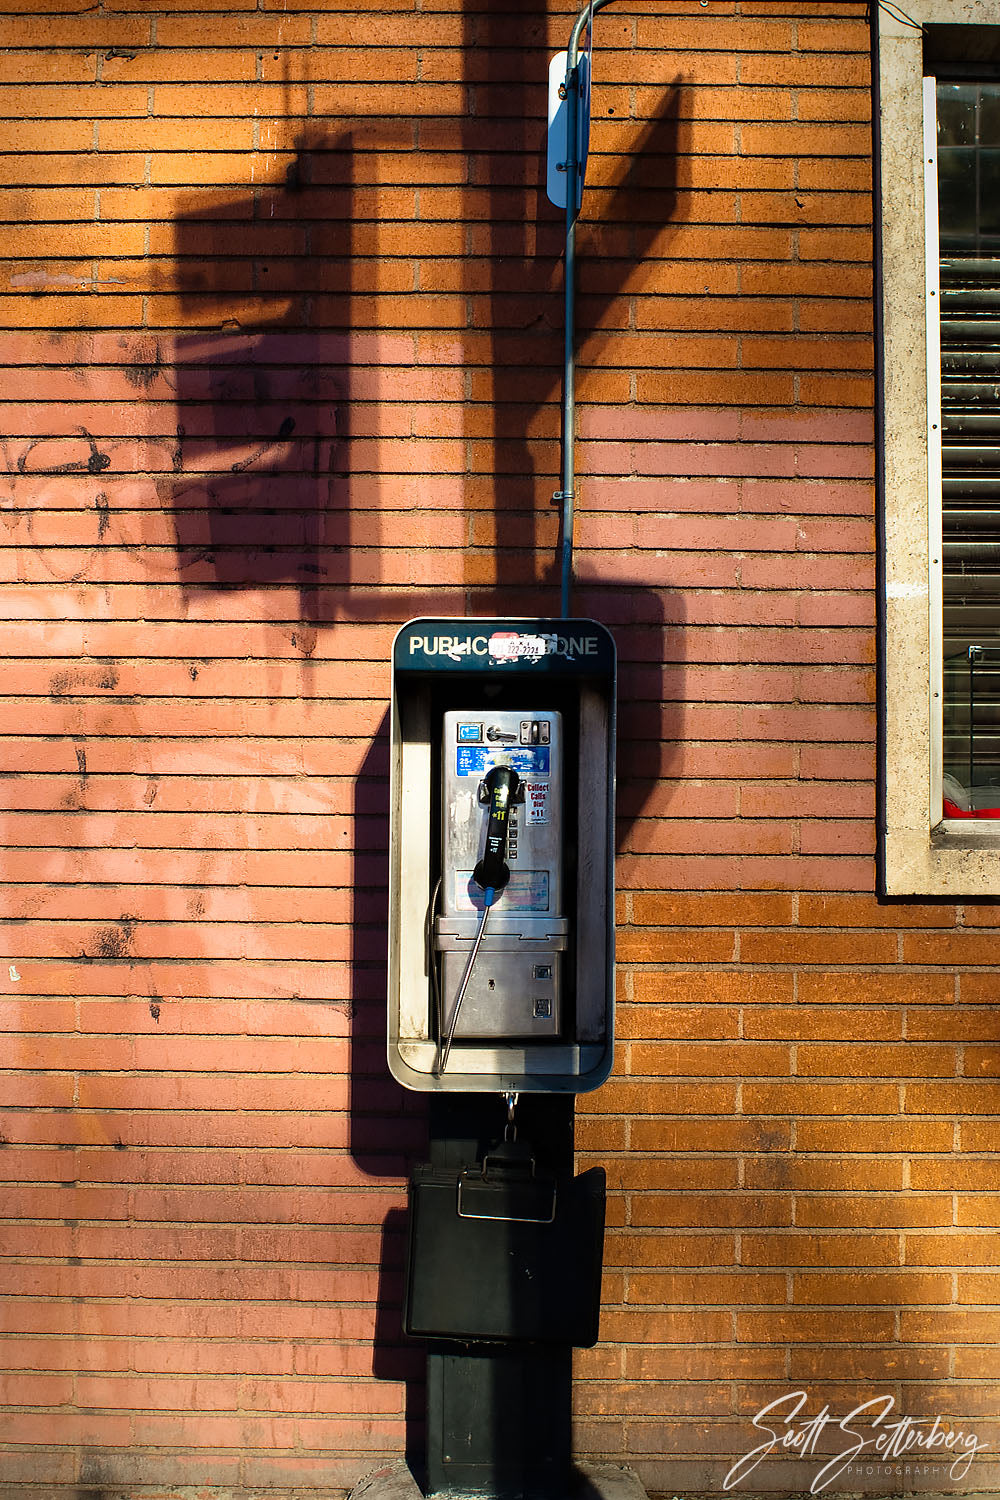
[455,746,550,778]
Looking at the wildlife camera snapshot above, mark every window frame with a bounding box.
[877,1,1000,895]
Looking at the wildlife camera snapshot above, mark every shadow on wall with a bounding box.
[162,85,685,612]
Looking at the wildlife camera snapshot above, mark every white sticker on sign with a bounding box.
[524,780,549,825]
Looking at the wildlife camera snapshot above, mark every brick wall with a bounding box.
[4,0,1000,1494]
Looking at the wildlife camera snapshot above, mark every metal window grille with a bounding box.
[936,79,1000,807]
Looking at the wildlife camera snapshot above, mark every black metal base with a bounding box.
[422,1094,576,1499]
[426,1342,572,1498]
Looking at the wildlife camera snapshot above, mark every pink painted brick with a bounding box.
[631,442,799,479]
[797,667,875,704]
[624,819,795,856]
[738,409,875,443]
[800,744,878,780]
[794,519,875,552]
[799,820,878,856]
[795,444,876,479]
[579,408,741,442]
[641,516,801,551]
[739,705,876,743]
[582,478,741,512]
[740,554,873,590]
[739,478,873,515]
[741,783,875,818]
[797,591,876,627]
[584,551,740,587]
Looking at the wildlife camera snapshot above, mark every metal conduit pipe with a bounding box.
[559,0,619,616]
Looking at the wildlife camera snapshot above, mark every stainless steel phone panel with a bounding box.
[437,711,564,1039]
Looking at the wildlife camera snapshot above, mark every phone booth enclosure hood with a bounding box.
[388,618,616,1095]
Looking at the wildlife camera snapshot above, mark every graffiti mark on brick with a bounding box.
[17,428,112,477]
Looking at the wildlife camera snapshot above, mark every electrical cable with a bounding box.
[878,0,924,31]
[434,886,497,1077]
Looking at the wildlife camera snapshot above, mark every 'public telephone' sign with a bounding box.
[396,619,615,675]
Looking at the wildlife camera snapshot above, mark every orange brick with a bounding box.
[913,1161,1000,1191]
[731,1380,894,1417]
[0,223,145,257]
[799,373,876,406]
[799,228,875,263]
[0,120,96,152]
[627,1272,786,1306]
[740,930,897,964]
[575,1117,628,1152]
[796,88,872,125]
[631,892,795,926]
[744,1081,898,1115]
[738,1309,895,1342]
[798,893,955,927]
[632,972,795,1006]
[742,1232,899,1267]
[740,123,872,157]
[798,972,955,1006]
[573,1380,733,1418]
[741,262,872,296]
[0,294,145,329]
[747,1155,904,1194]
[153,82,312,116]
[959,903,1000,928]
[745,1006,903,1041]
[625,1345,787,1381]
[963,1046,1000,1077]
[961,1120,1000,1151]
[959,973,1000,1004]
[637,370,798,405]
[901,1310,1000,1344]
[617,929,737,963]
[98,118,255,151]
[0,52,97,84]
[740,53,869,86]
[629,1041,790,1077]
[890,1380,1000,1417]
[577,1080,738,1116]
[906,1081,1000,1114]
[616,1005,740,1041]
[631,1195,793,1229]
[798,20,871,51]
[905,931,1000,965]
[604,1234,738,1270]
[0,152,146,187]
[629,1119,792,1152]
[796,1119,953,1152]
[791,1345,950,1380]
[0,16,151,46]
[603,1157,739,1190]
[599,1309,734,1344]
[107,49,260,83]
[797,1043,956,1078]
[635,17,794,50]
[156,15,312,44]
[796,1196,952,1229]
[954,1346,1000,1378]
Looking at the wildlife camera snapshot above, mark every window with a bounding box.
[878,4,1000,893]
[933,74,1000,816]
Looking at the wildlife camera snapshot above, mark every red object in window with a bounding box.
[943,799,1000,819]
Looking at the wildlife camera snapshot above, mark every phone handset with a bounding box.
[436,763,521,1075]
[473,764,521,894]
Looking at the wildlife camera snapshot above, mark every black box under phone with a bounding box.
[404,1142,606,1348]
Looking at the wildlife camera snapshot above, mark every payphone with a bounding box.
[388,618,615,1094]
